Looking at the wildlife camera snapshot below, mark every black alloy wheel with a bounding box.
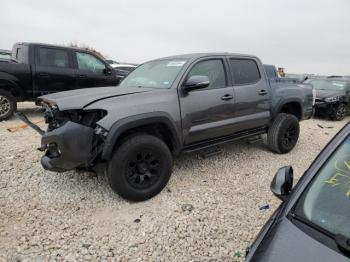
[108,134,173,201]
[126,150,162,189]
[331,104,347,121]
[267,113,300,154]
[282,123,298,149]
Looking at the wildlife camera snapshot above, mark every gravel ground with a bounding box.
[0,102,348,261]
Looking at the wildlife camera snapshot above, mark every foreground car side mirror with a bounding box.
[270,166,294,201]
[183,75,210,92]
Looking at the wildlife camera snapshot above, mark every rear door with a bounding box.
[74,51,117,88]
[33,46,76,96]
[228,57,271,129]
[179,57,236,145]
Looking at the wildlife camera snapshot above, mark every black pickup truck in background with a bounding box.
[0,43,120,120]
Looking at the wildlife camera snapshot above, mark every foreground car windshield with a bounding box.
[119,59,187,89]
[305,79,346,91]
[294,135,350,238]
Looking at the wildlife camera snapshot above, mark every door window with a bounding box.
[187,59,226,89]
[229,59,261,85]
[76,52,106,74]
[38,48,69,68]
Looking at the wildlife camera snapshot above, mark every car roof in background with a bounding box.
[113,64,137,67]
[309,77,349,83]
[13,42,98,53]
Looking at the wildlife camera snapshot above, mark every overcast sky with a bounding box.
[1,0,350,75]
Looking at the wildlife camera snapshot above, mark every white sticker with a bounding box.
[167,61,186,67]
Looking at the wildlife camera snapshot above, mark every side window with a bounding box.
[76,52,106,74]
[187,59,226,89]
[230,59,261,85]
[38,48,69,68]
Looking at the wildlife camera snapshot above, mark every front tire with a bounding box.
[108,134,173,201]
[330,103,347,121]
[0,90,17,121]
[267,113,300,154]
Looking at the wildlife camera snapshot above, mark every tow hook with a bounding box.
[15,111,45,135]
[37,144,48,152]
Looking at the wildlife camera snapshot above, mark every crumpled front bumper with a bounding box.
[314,101,334,115]
[41,121,94,172]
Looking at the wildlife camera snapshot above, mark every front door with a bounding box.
[33,47,76,97]
[179,58,235,145]
[74,51,117,88]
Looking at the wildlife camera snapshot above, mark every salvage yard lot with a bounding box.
[0,103,348,261]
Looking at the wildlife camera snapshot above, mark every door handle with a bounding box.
[258,90,268,96]
[221,94,233,101]
[38,73,49,77]
[77,74,87,78]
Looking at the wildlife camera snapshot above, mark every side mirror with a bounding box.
[183,75,210,92]
[270,166,294,201]
[104,67,112,75]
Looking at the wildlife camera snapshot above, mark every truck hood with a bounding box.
[316,89,346,99]
[39,86,152,110]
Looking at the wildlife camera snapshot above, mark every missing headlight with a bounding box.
[45,109,107,131]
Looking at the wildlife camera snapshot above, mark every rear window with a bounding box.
[38,48,69,68]
[229,59,261,85]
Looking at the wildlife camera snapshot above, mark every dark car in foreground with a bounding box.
[246,123,350,261]
[20,53,313,201]
[0,42,121,120]
[305,77,350,121]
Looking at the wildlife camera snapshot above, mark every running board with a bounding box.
[183,128,267,153]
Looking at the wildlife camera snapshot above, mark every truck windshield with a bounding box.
[305,79,346,91]
[119,59,187,89]
[294,135,350,238]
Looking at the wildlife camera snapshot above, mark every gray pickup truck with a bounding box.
[21,53,314,201]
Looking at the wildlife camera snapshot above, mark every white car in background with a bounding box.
[0,49,12,59]
[106,59,137,70]
[105,60,138,80]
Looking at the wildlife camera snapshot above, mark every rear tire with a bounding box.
[0,90,17,121]
[330,103,347,121]
[267,113,300,154]
[108,134,173,201]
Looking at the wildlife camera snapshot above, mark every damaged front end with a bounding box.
[36,103,108,172]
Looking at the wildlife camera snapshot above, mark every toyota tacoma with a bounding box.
[21,53,314,201]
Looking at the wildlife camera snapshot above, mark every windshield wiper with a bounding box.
[335,234,350,253]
